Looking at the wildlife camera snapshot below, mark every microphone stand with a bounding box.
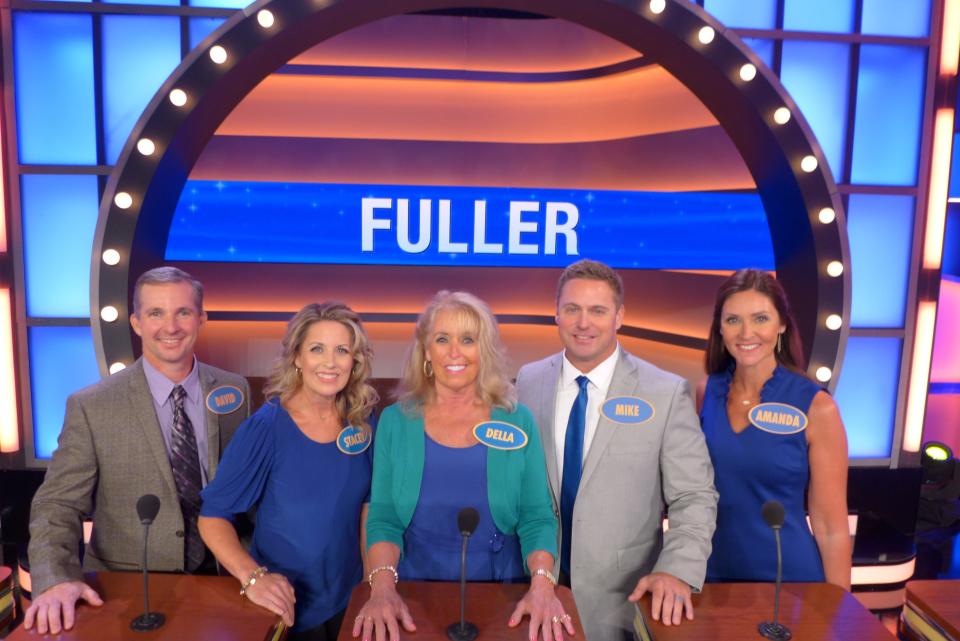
[447,509,479,641]
[758,526,790,640]
[131,497,165,632]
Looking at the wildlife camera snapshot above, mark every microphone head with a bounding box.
[137,494,161,525]
[457,507,480,536]
[761,500,785,529]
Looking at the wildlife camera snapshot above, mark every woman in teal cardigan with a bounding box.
[352,291,573,641]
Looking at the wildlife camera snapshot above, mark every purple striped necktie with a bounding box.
[169,384,206,571]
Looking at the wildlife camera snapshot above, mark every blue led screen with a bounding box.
[847,194,914,327]
[833,337,902,458]
[704,0,776,29]
[13,13,97,164]
[21,175,100,318]
[28,327,102,459]
[783,0,854,33]
[190,17,227,50]
[861,0,930,37]
[166,182,774,269]
[742,38,775,70]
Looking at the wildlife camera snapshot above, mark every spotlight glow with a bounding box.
[801,155,818,172]
[257,9,275,27]
[924,443,951,461]
[818,207,836,224]
[102,249,120,265]
[114,192,133,209]
[136,138,155,156]
[825,314,842,330]
[100,306,119,322]
[649,0,666,13]
[210,46,228,64]
[698,26,716,44]
[773,107,791,125]
[169,89,187,107]
[827,261,844,277]
[109,362,127,374]
[739,64,757,81]
[815,367,832,383]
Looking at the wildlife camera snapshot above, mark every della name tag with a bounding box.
[748,402,808,435]
[601,397,655,424]
[205,385,244,414]
[473,421,528,450]
[337,426,371,455]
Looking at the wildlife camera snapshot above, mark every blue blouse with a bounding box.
[200,399,372,631]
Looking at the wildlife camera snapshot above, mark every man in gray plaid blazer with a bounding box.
[25,267,250,634]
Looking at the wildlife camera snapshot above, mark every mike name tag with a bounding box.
[337,426,371,455]
[748,402,808,435]
[601,397,655,425]
[205,385,244,415]
[473,421,528,450]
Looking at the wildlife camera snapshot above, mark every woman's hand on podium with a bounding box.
[508,578,575,641]
[24,580,104,634]
[352,579,417,641]
[244,571,296,627]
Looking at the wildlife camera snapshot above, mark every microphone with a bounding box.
[131,494,165,632]
[447,508,480,641]
[758,500,791,641]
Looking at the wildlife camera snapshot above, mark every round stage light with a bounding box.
[169,89,188,107]
[924,442,952,462]
[210,46,228,64]
[825,314,842,330]
[827,261,844,277]
[649,0,666,13]
[136,138,155,156]
[801,155,818,172]
[818,207,836,224]
[114,192,133,209]
[102,249,121,266]
[257,9,275,27]
[698,26,715,44]
[815,367,832,382]
[100,306,119,322]
[739,63,757,81]
[773,107,791,125]
[109,362,127,374]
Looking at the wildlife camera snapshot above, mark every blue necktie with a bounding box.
[560,375,590,576]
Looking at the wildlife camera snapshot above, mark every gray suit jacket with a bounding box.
[516,349,717,641]
[28,358,251,594]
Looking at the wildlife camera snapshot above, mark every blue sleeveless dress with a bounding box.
[398,434,525,582]
[701,366,826,582]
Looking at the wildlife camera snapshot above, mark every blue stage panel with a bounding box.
[28,327,101,460]
[850,45,926,186]
[861,0,930,37]
[742,38,775,70]
[847,194,914,327]
[165,182,776,270]
[704,0,776,29]
[21,175,100,318]
[189,17,227,49]
[189,0,248,8]
[951,133,960,199]
[780,41,851,180]
[834,337,901,459]
[102,16,181,164]
[13,13,96,164]
[783,0,855,33]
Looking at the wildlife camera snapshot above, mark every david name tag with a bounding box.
[748,402,808,434]
[601,397,655,424]
[337,426,371,455]
[205,385,244,414]
[473,421,528,450]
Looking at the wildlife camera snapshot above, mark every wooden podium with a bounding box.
[902,579,960,641]
[338,582,583,641]
[6,572,284,641]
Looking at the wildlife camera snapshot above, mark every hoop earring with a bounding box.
[776,333,783,354]
[423,360,434,378]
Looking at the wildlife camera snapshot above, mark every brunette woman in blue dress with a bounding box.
[696,269,851,589]
[199,302,378,640]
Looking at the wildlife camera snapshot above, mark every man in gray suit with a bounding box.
[25,267,251,634]
[516,259,717,641]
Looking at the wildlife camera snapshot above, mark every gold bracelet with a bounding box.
[532,568,557,586]
[367,565,399,587]
[240,566,268,597]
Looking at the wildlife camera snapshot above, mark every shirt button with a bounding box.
[175,530,185,537]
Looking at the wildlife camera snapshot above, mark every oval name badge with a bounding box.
[473,421,528,451]
[748,402,808,435]
[601,397,655,425]
[337,426,371,455]
[205,385,244,415]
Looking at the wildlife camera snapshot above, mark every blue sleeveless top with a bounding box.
[701,366,826,582]
[398,434,525,582]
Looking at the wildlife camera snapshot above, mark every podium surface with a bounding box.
[7,572,283,641]
[904,579,960,641]
[338,582,582,641]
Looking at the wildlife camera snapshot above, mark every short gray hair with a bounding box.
[132,267,204,316]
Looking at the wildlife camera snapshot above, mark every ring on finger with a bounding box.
[560,613,571,621]
[552,616,562,624]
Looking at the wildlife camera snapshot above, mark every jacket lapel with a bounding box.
[129,359,179,499]
[580,349,638,489]
[198,364,221,479]
[538,354,563,503]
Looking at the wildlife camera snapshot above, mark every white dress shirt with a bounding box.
[553,346,620,482]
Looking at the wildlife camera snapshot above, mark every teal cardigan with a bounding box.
[366,402,558,570]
